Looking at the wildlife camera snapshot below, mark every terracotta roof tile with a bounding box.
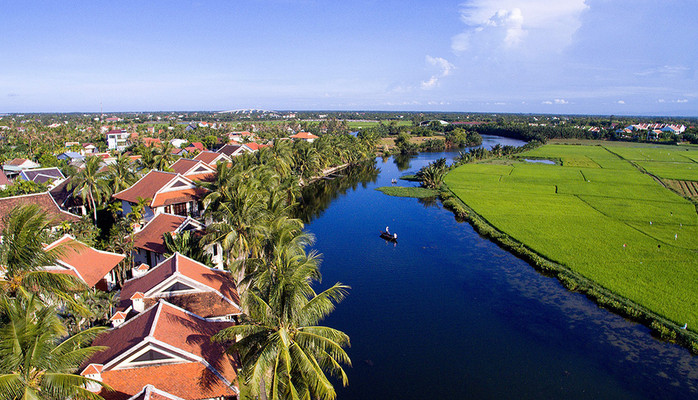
[112,171,177,205]
[132,213,188,254]
[99,362,237,400]
[290,131,319,139]
[151,187,207,208]
[216,145,243,157]
[119,254,241,317]
[192,151,228,165]
[44,235,125,288]
[0,192,80,231]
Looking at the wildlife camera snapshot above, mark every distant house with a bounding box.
[290,131,319,142]
[170,138,188,148]
[242,142,268,152]
[662,124,686,134]
[57,151,85,163]
[192,150,231,166]
[142,137,162,147]
[183,142,206,153]
[82,143,98,154]
[216,144,254,157]
[0,192,80,232]
[81,300,239,400]
[112,170,208,221]
[18,167,65,187]
[43,234,125,291]
[119,253,238,319]
[228,131,254,143]
[0,171,10,190]
[2,158,41,178]
[106,129,130,151]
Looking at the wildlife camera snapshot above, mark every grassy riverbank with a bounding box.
[376,186,438,198]
[444,142,698,347]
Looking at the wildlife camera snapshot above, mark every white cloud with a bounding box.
[542,100,552,104]
[676,99,689,103]
[421,56,455,89]
[452,0,588,54]
[617,100,625,104]
[658,99,666,103]
[554,98,568,104]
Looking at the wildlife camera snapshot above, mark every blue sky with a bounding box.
[1,0,696,115]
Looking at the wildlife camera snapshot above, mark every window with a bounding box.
[172,203,187,216]
[132,349,171,363]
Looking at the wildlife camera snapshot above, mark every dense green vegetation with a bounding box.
[445,143,698,339]
[375,186,438,198]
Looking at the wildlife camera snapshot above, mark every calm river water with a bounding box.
[299,136,698,400]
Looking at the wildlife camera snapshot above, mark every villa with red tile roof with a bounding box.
[216,144,254,157]
[184,142,206,153]
[169,159,216,182]
[112,171,208,221]
[142,137,162,147]
[227,131,254,143]
[81,300,239,400]
[290,131,319,142]
[119,253,240,320]
[0,192,81,231]
[192,151,231,166]
[43,234,125,291]
[131,213,209,267]
[242,142,269,152]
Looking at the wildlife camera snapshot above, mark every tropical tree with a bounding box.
[106,153,137,194]
[153,142,177,171]
[162,231,213,267]
[0,205,86,305]
[0,295,108,400]
[213,249,351,400]
[69,156,110,222]
[416,158,448,189]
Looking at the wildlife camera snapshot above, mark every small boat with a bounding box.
[380,231,397,243]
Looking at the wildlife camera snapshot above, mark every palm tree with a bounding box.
[213,249,351,400]
[106,153,137,194]
[0,295,108,400]
[153,142,177,171]
[0,205,86,304]
[162,231,213,267]
[69,156,110,222]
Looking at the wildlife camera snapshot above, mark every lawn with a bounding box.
[445,142,698,330]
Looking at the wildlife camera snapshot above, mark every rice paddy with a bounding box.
[445,142,698,329]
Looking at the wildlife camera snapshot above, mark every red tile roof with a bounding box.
[216,144,244,157]
[169,159,215,180]
[243,142,269,151]
[99,361,237,400]
[119,253,241,318]
[0,192,81,231]
[112,171,206,208]
[123,385,188,400]
[44,235,125,288]
[0,171,10,186]
[132,213,188,254]
[193,151,229,165]
[5,158,31,166]
[85,301,238,400]
[290,131,319,140]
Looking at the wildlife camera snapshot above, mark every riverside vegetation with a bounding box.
[442,142,698,352]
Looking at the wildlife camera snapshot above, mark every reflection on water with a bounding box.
[296,161,380,223]
[300,140,698,400]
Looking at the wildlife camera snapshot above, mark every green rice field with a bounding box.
[445,142,698,329]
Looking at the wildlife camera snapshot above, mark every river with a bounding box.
[299,136,698,399]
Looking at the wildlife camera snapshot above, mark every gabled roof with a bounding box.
[49,177,84,209]
[290,131,319,140]
[4,158,35,166]
[132,213,203,254]
[18,167,65,184]
[192,151,230,165]
[44,234,125,288]
[184,142,205,152]
[85,300,238,400]
[169,159,216,181]
[243,142,269,151]
[120,253,241,318]
[0,192,80,232]
[112,171,207,208]
[216,144,250,157]
[126,385,186,400]
[0,171,10,186]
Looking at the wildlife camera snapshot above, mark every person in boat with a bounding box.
[385,226,389,234]
[393,233,397,239]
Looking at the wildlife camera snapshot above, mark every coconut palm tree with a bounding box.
[213,249,351,400]
[153,142,177,171]
[69,156,110,222]
[162,231,213,267]
[0,205,86,305]
[106,153,137,194]
[0,295,108,400]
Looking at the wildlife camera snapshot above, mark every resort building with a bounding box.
[0,192,80,231]
[81,300,239,400]
[43,234,125,291]
[112,170,208,221]
[118,252,240,320]
[192,151,231,166]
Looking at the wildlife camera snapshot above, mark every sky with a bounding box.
[1,0,697,116]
